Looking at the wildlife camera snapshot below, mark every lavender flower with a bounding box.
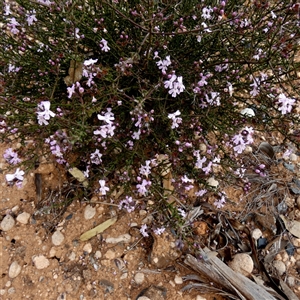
[277,93,296,115]
[6,168,25,188]
[168,110,182,129]
[37,101,55,125]
[118,196,136,213]
[140,224,149,237]
[3,148,21,165]
[99,179,109,195]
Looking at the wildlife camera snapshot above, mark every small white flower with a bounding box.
[99,179,109,195]
[6,168,25,182]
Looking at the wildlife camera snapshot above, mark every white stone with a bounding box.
[174,275,183,284]
[84,205,96,220]
[51,231,64,246]
[273,260,286,276]
[139,210,147,216]
[8,261,22,278]
[104,249,115,260]
[83,243,92,253]
[16,212,30,224]
[206,177,219,188]
[49,247,56,258]
[228,253,253,276]
[252,228,262,240]
[95,251,102,259]
[137,297,150,300]
[240,108,255,117]
[287,276,295,287]
[289,153,298,162]
[196,296,207,300]
[32,255,50,269]
[134,272,145,284]
[105,234,131,244]
[1,215,15,231]
[244,146,253,154]
[11,206,19,213]
[68,251,76,261]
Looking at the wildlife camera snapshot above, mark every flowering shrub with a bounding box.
[1,1,300,230]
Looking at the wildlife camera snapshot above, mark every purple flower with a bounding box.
[118,196,135,213]
[100,39,110,52]
[154,227,165,235]
[277,93,296,115]
[140,224,149,237]
[37,101,55,125]
[136,179,151,196]
[195,189,207,197]
[168,110,182,129]
[214,195,226,209]
[67,84,75,98]
[99,179,109,195]
[3,148,21,165]
[90,149,102,165]
[6,168,25,183]
[156,55,171,73]
[202,6,213,20]
[26,10,37,26]
[139,160,151,177]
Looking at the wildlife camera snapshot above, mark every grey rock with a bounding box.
[99,279,114,294]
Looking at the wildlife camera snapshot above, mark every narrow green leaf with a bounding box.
[80,217,118,241]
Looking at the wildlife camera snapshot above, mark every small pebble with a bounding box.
[51,231,64,246]
[1,215,15,231]
[16,212,30,224]
[207,177,219,188]
[228,253,253,276]
[196,296,207,300]
[68,251,76,261]
[84,205,96,220]
[49,247,56,258]
[104,249,116,260]
[287,276,295,287]
[174,275,183,284]
[134,272,145,284]
[252,228,262,240]
[83,243,92,254]
[8,261,22,278]
[273,260,286,276]
[290,153,298,162]
[7,287,15,294]
[94,250,102,259]
[137,297,151,300]
[32,255,50,269]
